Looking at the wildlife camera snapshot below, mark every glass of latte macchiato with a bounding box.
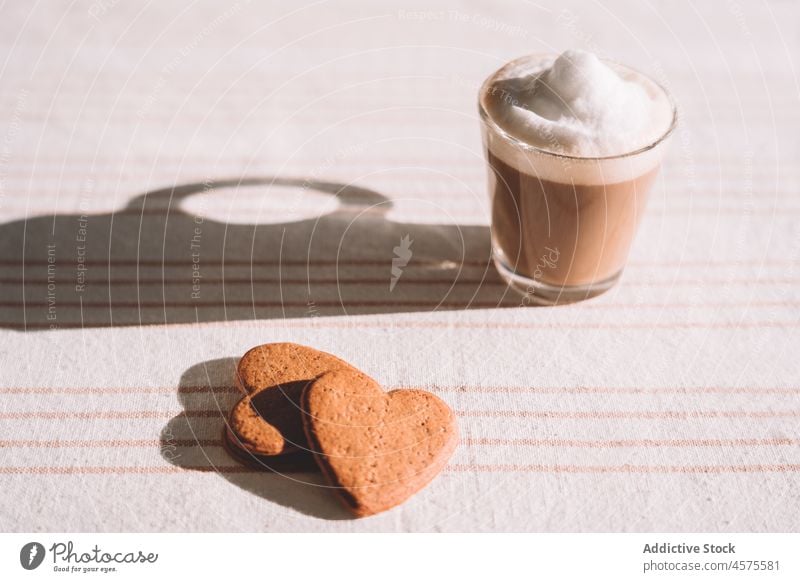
[479,50,677,305]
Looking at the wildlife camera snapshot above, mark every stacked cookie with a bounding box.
[224,343,459,518]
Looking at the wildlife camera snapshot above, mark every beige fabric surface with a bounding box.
[1,0,799,532]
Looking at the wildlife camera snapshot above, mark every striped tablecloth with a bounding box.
[1,0,798,532]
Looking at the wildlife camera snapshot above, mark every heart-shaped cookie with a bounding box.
[227,343,357,456]
[302,369,458,517]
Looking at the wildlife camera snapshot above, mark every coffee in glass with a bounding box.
[479,50,677,304]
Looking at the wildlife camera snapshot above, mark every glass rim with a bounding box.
[478,53,679,162]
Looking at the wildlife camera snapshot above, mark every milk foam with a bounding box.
[484,50,673,158]
[480,50,674,184]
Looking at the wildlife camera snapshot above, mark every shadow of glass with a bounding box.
[0,176,518,330]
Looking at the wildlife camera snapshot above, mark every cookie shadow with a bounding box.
[160,357,352,521]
